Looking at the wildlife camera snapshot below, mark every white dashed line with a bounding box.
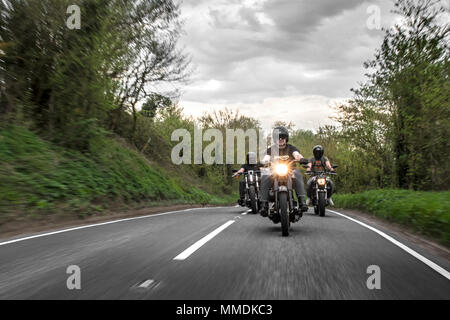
[138,280,154,288]
[327,209,450,281]
[173,220,236,260]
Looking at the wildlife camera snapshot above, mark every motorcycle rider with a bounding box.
[233,152,261,206]
[306,145,335,206]
[259,126,308,217]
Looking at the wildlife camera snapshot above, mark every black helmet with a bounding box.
[272,126,289,143]
[313,145,324,159]
[246,152,257,164]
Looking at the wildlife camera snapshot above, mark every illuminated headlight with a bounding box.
[317,178,326,186]
[275,164,289,176]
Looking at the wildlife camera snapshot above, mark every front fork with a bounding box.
[315,185,328,204]
[274,177,294,214]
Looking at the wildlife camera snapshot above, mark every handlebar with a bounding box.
[263,157,309,167]
[306,171,337,175]
[232,170,262,177]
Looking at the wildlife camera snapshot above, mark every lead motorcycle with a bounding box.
[305,166,337,217]
[233,169,261,214]
[262,156,309,236]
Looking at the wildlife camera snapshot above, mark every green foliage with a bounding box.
[334,189,450,246]
[140,94,173,119]
[335,0,449,191]
[0,125,233,223]
[0,0,190,149]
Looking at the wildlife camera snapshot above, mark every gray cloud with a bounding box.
[178,0,399,126]
[262,0,363,35]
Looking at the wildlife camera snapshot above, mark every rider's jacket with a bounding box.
[266,144,300,162]
[309,156,329,172]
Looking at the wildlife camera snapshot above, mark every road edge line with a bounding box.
[0,206,228,247]
[327,209,450,281]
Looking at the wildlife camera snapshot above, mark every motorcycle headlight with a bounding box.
[275,164,289,176]
[317,178,326,186]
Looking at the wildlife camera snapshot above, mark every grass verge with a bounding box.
[333,189,450,246]
[0,125,235,226]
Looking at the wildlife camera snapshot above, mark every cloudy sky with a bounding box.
[176,0,400,132]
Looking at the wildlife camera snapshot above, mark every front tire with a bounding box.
[318,192,326,217]
[249,185,258,214]
[279,192,289,236]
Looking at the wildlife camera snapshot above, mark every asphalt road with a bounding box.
[0,206,449,299]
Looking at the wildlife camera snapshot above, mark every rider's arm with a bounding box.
[325,160,334,171]
[261,154,271,165]
[233,167,245,177]
[292,151,304,161]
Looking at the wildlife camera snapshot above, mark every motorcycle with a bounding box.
[262,156,309,236]
[305,166,337,217]
[233,169,261,214]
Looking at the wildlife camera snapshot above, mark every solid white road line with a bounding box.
[327,209,450,281]
[173,220,236,260]
[0,207,227,247]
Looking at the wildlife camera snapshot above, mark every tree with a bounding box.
[111,0,191,142]
[335,0,449,190]
[140,93,172,119]
[0,0,190,150]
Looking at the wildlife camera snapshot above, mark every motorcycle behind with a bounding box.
[262,156,309,236]
[233,169,261,214]
[305,165,338,217]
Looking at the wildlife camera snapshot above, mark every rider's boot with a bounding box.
[293,202,302,221]
[327,197,334,206]
[299,196,308,212]
[259,201,269,217]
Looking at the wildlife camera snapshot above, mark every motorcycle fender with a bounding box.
[318,189,327,197]
[279,186,288,192]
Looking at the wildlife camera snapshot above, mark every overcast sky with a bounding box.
[176,0,401,132]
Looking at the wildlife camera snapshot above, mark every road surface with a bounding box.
[0,206,449,299]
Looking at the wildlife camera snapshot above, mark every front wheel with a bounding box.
[318,192,326,217]
[279,192,289,236]
[248,185,258,214]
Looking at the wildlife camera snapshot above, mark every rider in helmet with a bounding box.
[259,126,309,216]
[306,145,335,206]
[233,152,260,206]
